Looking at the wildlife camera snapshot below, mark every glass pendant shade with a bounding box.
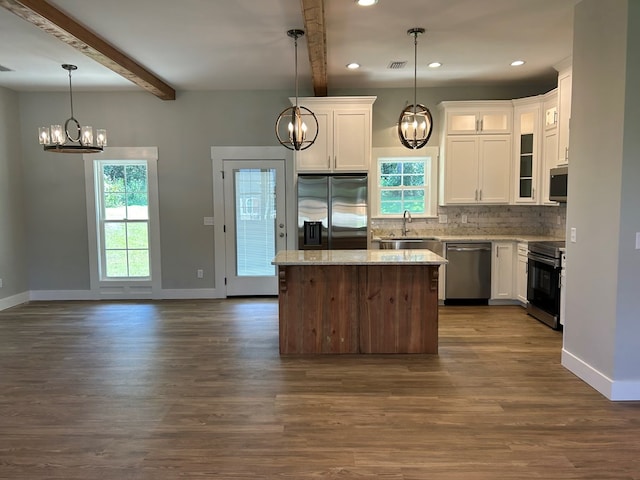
[398,28,433,150]
[38,64,107,154]
[275,29,318,151]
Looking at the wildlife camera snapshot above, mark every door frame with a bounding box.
[211,146,295,297]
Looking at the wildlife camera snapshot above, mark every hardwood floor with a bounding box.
[0,299,638,479]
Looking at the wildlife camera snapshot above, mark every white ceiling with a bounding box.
[0,0,578,94]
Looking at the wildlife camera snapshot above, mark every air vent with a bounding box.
[388,61,407,69]
[0,64,13,72]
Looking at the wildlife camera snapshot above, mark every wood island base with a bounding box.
[277,264,440,354]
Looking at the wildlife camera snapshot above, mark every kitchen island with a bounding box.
[272,250,447,355]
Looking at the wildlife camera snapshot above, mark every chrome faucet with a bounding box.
[402,210,412,236]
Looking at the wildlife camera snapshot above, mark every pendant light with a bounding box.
[398,28,433,150]
[38,64,107,154]
[275,29,318,151]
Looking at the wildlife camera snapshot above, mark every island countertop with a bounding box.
[272,249,447,266]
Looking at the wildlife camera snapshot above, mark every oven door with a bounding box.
[527,252,561,327]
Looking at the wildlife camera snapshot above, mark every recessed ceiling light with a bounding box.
[511,60,526,67]
[346,63,361,69]
[428,62,442,68]
[356,0,378,5]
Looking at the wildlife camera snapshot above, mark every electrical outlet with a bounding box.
[439,214,448,224]
[557,215,561,225]
[197,269,204,278]
[461,214,468,224]
[570,227,577,243]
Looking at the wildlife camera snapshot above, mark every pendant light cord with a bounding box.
[294,33,299,108]
[67,67,75,119]
[413,31,417,115]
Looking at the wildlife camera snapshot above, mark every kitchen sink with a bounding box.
[379,238,442,254]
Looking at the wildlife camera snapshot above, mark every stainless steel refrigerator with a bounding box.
[297,174,368,250]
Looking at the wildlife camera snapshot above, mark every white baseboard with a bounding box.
[562,348,640,401]
[27,288,225,301]
[0,292,30,311]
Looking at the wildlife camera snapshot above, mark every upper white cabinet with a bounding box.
[541,89,560,204]
[293,96,376,173]
[513,98,542,204]
[443,101,513,135]
[439,101,512,205]
[557,66,572,165]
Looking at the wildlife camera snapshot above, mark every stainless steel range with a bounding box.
[526,240,565,329]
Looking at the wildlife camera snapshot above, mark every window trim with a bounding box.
[84,147,161,299]
[372,146,439,218]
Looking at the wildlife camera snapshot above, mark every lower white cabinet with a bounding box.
[491,242,515,300]
[516,242,528,305]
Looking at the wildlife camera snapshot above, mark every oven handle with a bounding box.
[528,251,560,268]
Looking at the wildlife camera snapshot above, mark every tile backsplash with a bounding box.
[371,205,566,238]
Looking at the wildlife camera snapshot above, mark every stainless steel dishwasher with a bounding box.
[445,242,491,304]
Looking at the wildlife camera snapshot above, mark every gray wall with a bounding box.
[15,82,551,293]
[0,86,27,300]
[563,0,640,396]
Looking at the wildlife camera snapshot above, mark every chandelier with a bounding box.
[398,28,433,150]
[38,64,107,154]
[275,29,318,151]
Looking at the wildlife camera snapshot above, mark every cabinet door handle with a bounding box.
[479,119,483,132]
[554,111,558,124]
[475,189,478,201]
[334,156,337,169]
[532,187,535,201]
[479,189,482,201]
[565,147,569,161]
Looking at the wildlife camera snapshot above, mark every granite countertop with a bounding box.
[373,234,565,243]
[272,249,447,266]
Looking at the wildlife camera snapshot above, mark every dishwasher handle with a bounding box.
[447,244,491,252]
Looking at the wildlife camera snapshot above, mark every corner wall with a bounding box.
[0,86,28,308]
[562,0,640,400]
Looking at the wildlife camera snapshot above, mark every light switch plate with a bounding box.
[570,227,577,243]
[439,214,448,224]
[203,217,214,226]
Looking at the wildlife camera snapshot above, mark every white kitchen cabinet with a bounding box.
[513,98,542,204]
[541,89,560,204]
[557,67,572,165]
[516,242,528,305]
[441,101,513,135]
[293,96,376,173]
[442,135,511,204]
[491,242,515,301]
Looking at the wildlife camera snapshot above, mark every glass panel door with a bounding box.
[223,160,286,295]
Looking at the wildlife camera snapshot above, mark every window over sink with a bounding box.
[372,146,438,218]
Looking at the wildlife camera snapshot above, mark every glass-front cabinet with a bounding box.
[513,99,541,204]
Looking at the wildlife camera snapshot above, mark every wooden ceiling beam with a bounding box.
[300,0,327,97]
[0,0,176,100]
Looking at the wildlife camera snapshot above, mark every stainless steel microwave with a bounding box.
[549,166,568,202]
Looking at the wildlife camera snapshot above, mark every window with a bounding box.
[373,146,438,218]
[98,162,150,278]
[84,147,161,298]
